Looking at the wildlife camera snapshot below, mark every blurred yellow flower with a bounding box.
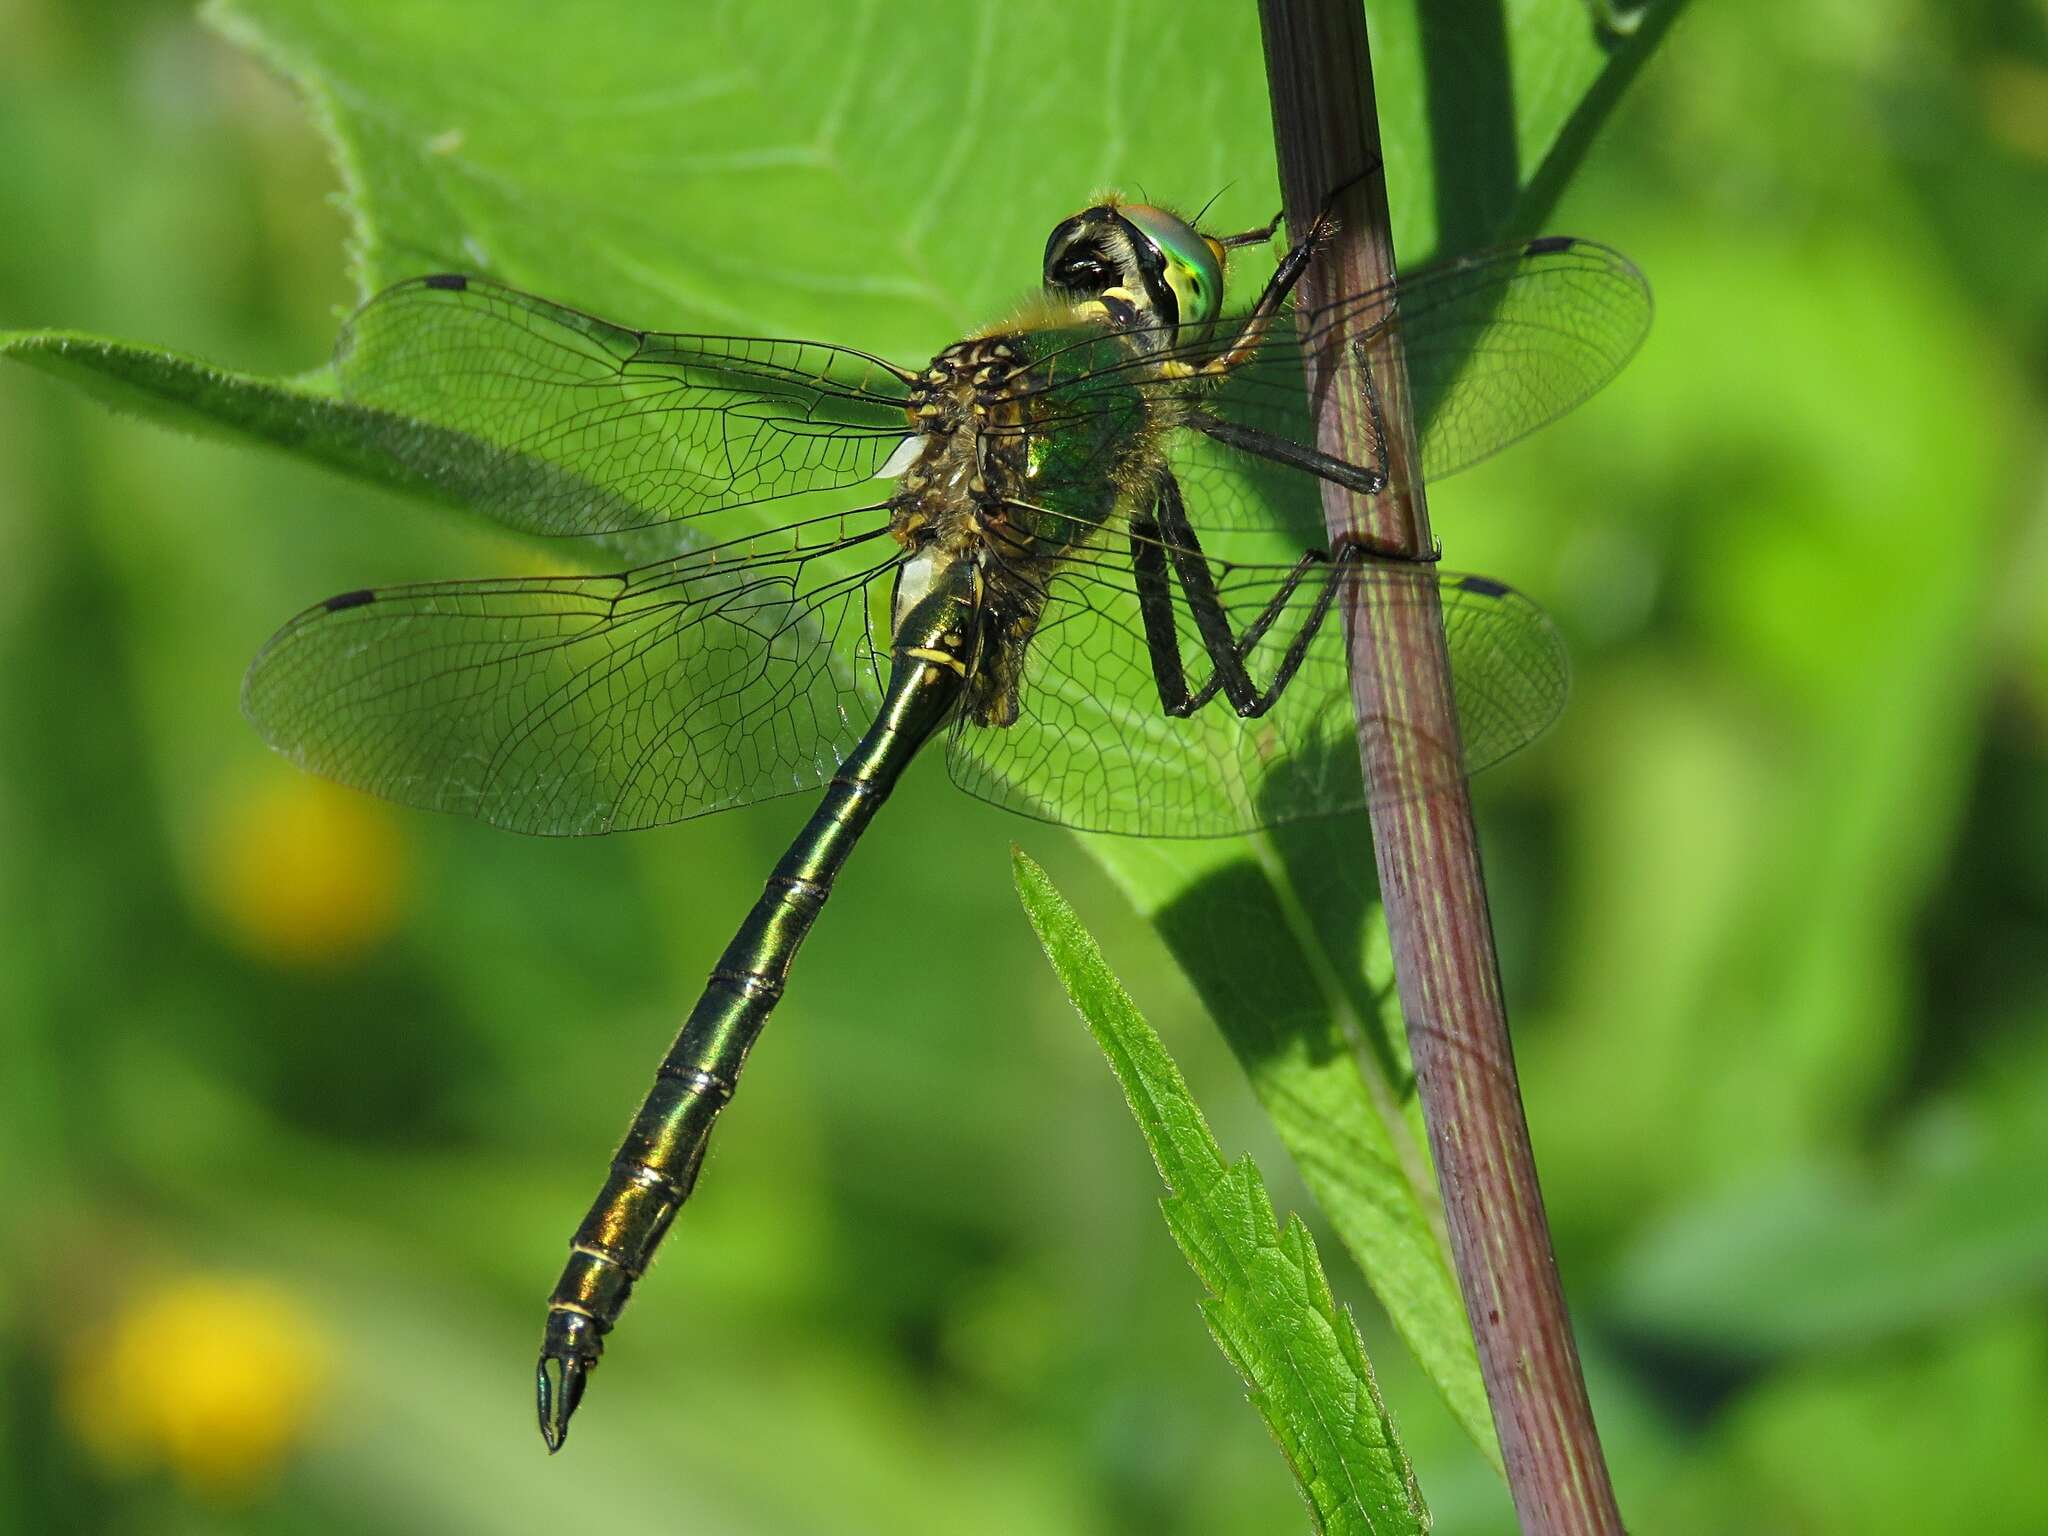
[61,1273,330,1502]
[205,770,405,968]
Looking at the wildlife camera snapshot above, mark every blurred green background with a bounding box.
[3,0,2046,1532]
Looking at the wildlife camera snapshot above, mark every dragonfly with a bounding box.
[241,194,1650,1450]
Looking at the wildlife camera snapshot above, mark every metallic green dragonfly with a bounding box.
[242,196,1649,1449]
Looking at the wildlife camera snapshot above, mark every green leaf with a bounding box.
[1087,829,1499,1465]
[1,0,1681,486]
[2,0,1683,1464]
[1013,849,1428,1536]
[0,334,468,518]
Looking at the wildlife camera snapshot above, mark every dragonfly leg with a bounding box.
[1194,167,1382,382]
[1187,411,1386,497]
[1215,208,1284,250]
[1350,330,1395,502]
[1210,161,1378,255]
[1134,474,1358,720]
[1193,340,1447,561]
[1127,500,1193,712]
[1193,217,1332,381]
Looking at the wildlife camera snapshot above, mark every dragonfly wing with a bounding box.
[335,275,916,539]
[1160,424,1337,549]
[946,551,1566,837]
[1019,236,1649,526]
[1210,237,1649,487]
[1432,573,1571,777]
[1397,237,1651,481]
[245,519,901,835]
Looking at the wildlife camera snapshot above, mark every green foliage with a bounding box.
[0,0,1679,1467]
[1610,1036,2048,1353]
[4,0,2046,1532]
[0,332,463,507]
[1014,850,1427,1536]
[1089,833,1497,1461]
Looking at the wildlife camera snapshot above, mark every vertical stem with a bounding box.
[1251,4,1625,1533]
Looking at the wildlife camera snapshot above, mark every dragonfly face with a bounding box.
[242,194,1650,1447]
[1043,199,1227,347]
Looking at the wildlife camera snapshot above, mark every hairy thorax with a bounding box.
[886,325,1158,727]
[886,336,1032,559]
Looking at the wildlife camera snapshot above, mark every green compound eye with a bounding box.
[1119,204,1225,330]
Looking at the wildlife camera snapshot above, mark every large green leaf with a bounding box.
[0,0,1682,1463]
[1,335,459,517]
[1015,850,1427,1536]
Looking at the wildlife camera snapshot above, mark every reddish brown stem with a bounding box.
[1251,4,1626,1532]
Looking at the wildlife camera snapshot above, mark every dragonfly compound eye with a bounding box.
[1118,203,1225,334]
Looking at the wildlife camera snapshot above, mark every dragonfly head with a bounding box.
[1043,200,1226,350]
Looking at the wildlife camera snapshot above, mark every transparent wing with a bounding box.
[334,275,916,539]
[244,513,901,835]
[1015,236,1650,529]
[946,548,1568,839]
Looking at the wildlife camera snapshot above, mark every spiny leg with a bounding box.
[1210,161,1378,255]
[1184,290,1401,500]
[1215,208,1284,250]
[1127,497,1192,709]
[1132,474,1357,720]
[1188,409,1387,497]
[1193,166,1382,382]
[1181,546,1347,717]
[1191,211,1334,380]
[1159,476,1348,717]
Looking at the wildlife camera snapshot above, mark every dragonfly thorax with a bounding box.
[884,323,1166,731]
[884,335,1046,728]
[888,336,1036,554]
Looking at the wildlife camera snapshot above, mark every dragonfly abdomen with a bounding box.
[535,554,980,1451]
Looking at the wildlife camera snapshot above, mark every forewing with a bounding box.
[335,275,915,539]
[947,550,1567,838]
[244,516,901,835]
[1016,236,1650,530]
[1395,237,1651,480]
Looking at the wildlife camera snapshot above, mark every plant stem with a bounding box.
[1251,4,1626,1532]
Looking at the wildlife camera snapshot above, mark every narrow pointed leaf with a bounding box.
[1015,849,1428,1536]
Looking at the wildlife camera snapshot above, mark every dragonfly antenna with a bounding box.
[1193,182,1236,228]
